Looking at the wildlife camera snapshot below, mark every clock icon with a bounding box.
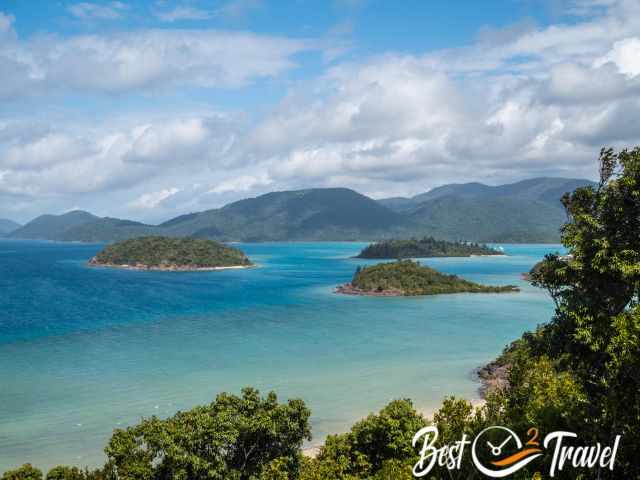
[471,426,543,478]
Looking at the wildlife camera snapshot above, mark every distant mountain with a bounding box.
[56,217,157,243]
[9,211,158,243]
[162,188,413,241]
[378,177,597,242]
[9,178,597,243]
[379,178,596,211]
[8,211,99,240]
[0,218,21,235]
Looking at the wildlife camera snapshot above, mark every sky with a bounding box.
[0,0,639,224]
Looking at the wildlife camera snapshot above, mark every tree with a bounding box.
[1,465,42,480]
[105,387,311,480]
[302,399,427,479]
[45,467,85,480]
[528,147,640,478]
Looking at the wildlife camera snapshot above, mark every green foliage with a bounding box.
[2,465,43,480]
[45,466,84,480]
[513,147,640,478]
[104,387,310,480]
[350,260,518,295]
[92,236,251,269]
[302,399,427,479]
[356,237,501,259]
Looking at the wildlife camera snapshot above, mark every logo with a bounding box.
[471,426,542,478]
[412,425,621,478]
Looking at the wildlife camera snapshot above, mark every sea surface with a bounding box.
[0,240,563,472]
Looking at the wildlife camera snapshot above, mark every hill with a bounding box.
[56,217,157,242]
[8,210,99,240]
[89,236,252,270]
[356,237,502,259]
[0,219,21,235]
[336,260,518,296]
[378,177,596,242]
[378,177,596,211]
[10,178,596,243]
[162,188,413,241]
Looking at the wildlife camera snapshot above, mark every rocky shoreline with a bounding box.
[476,359,510,398]
[335,283,405,296]
[88,257,253,272]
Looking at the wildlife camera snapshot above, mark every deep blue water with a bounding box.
[0,240,563,472]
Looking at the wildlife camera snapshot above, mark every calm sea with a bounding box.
[0,240,562,472]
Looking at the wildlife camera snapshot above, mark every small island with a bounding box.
[336,260,518,296]
[89,236,253,271]
[355,237,503,259]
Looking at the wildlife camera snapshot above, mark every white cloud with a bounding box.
[67,2,127,20]
[0,28,314,96]
[595,37,640,76]
[2,0,640,222]
[208,173,272,194]
[241,0,640,193]
[129,187,181,209]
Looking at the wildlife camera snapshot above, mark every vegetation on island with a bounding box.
[338,260,517,296]
[89,236,252,270]
[5,148,640,480]
[355,237,501,259]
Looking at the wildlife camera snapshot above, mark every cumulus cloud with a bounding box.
[241,0,640,194]
[2,0,640,222]
[0,114,239,198]
[0,27,314,96]
[595,37,640,76]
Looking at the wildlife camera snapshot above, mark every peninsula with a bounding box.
[337,260,518,296]
[355,237,502,259]
[89,236,253,271]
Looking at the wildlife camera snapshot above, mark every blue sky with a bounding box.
[1,0,639,223]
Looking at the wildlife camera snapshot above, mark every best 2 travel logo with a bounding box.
[412,425,622,478]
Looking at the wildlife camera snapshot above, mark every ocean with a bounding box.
[0,240,562,472]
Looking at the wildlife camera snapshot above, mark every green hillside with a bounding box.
[339,260,518,296]
[57,217,157,242]
[407,196,568,243]
[9,178,596,243]
[356,237,502,258]
[163,188,413,241]
[8,210,98,239]
[90,236,252,269]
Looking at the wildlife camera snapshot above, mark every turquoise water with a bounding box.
[0,241,562,472]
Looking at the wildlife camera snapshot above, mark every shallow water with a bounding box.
[0,240,563,472]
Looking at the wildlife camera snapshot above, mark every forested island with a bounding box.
[88,236,252,271]
[336,260,518,296]
[355,237,502,259]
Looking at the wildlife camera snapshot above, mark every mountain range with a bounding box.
[6,177,596,243]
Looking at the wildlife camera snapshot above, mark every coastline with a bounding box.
[476,359,510,397]
[88,260,255,272]
[335,283,405,296]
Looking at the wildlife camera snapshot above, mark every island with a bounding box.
[336,260,518,296]
[89,236,253,271]
[355,237,503,259]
